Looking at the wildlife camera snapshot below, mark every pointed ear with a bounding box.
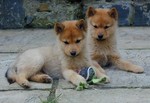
[54,22,65,34]
[108,8,118,20]
[86,6,96,18]
[76,19,87,32]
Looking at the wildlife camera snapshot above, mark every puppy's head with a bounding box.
[54,19,87,57]
[86,7,118,41]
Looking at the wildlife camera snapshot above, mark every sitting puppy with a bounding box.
[86,7,144,73]
[6,19,109,88]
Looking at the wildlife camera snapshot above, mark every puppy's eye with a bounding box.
[64,41,69,44]
[93,25,98,28]
[75,40,81,44]
[104,26,110,29]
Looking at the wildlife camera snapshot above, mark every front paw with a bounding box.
[102,75,110,83]
[132,65,144,73]
[76,75,87,85]
[76,82,89,91]
[75,76,88,91]
[21,81,31,88]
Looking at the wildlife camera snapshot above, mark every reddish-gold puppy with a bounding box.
[86,7,144,73]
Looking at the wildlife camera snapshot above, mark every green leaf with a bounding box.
[76,82,89,91]
[92,77,106,84]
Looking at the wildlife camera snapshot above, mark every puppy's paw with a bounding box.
[21,81,31,88]
[42,75,53,83]
[76,82,89,91]
[76,75,87,86]
[132,65,144,73]
[103,75,110,83]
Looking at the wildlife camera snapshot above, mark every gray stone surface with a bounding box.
[0,29,56,52]
[56,88,150,103]
[0,90,49,103]
[0,27,149,53]
[117,27,150,49]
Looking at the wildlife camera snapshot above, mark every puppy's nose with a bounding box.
[98,34,103,39]
[70,51,76,56]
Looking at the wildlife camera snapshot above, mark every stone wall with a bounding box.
[0,0,150,29]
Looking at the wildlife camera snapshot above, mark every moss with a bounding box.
[31,18,54,28]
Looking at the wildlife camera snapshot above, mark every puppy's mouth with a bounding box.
[70,53,79,57]
[96,38,106,41]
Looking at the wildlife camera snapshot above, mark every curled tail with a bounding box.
[5,64,17,84]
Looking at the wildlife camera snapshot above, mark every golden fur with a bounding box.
[86,7,144,73]
[6,19,109,88]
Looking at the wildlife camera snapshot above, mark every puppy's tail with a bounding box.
[5,64,17,84]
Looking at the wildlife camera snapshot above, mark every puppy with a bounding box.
[6,19,108,88]
[86,7,144,73]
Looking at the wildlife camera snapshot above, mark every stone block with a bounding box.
[134,3,150,26]
[23,0,83,28]
[0,0,3,29]
[2,0,25,29]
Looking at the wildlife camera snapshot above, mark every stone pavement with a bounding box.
[0,27,150,103]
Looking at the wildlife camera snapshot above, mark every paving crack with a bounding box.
[46,78,59,103]
[60,86,150,90]
[0,88,52,92]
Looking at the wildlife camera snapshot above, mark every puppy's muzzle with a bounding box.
[97,33,103,40]
[70,51,77,56]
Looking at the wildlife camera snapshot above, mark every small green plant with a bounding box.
[76,82,89,91]
[40,94,62,103]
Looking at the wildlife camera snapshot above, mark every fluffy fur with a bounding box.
[86,7,144,73]
[6,19,109,88]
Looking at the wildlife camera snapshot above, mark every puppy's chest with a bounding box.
[67,58,90,70]
[94,44,113,56]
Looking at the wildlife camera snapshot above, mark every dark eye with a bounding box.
[64,41,69,44]
[104,26,110,29]
[93,25,98,28]
[76,40,81,43]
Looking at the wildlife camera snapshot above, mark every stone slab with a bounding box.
[0,29,56,52]
[0,54,52,90]
[0,27,150,53]
[58,50,150,89]
[56,88,150,103]
[0,90,49,103]
[117,27,150,49]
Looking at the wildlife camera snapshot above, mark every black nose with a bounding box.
[98,34,103,39]
[70,51,76,56]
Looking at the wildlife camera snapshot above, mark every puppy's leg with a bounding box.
[92,54,108,67]
[62,69,87,86]
[15,74,30,88]
[92,60,105,74]
[110,55,144,73]
[30,72,52,83]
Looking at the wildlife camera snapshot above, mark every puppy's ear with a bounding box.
[54,22,65,34]
[86,7,96,18]
[76,19,87,32]
[108,8,118,20]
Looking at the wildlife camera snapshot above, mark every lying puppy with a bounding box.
[6,19,108,88]
[86,7,144,73]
